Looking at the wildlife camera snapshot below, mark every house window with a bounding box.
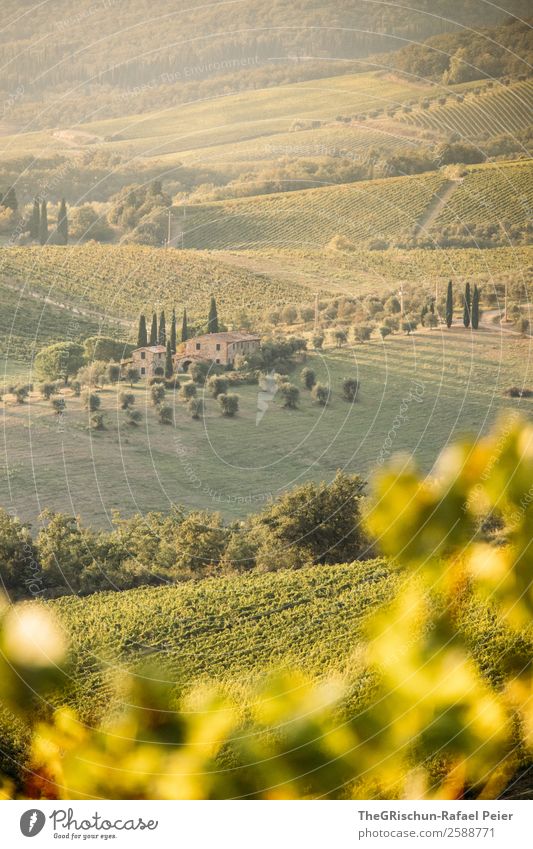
[140,351,146,360]
[196,343,201,351]
[215,358,220,364]
[141,367,145,375]
[216,343,221,351]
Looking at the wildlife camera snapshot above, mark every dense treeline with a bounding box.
[0,473,368,599]
[0,1,529,128]
[387,17,533,84]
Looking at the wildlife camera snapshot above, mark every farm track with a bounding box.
[413,179,463,236]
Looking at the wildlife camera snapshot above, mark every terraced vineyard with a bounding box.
[399,79,533,139]
[180,172,446,250]
[0,245,313,324]
[435,160,533,229]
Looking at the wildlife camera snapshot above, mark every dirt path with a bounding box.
[413,178,463,236]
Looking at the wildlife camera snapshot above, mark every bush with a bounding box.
[218,393,239,417]
[280,383,300,409]
[179,382,197,402]
[164,378,180,391]
[190,361,209,385]
[107,363,121,384]
[189,398,205,419]
[505,387,533,399]
[342,378,359,402]
[40,382,56,400]
[70,380,81,397]
[312,383,330,406]
[90,413,105,430]
[51,397,66,415]
[313,334,324,349]
[82,391,101,412]
[119,392,135,410]
[157,405,173,425]
[281,305,298,324]
[125,409,142,426]
[333,329,348,347]
[207,376,228,398]
[151,384,166,406]
[354,325,373,343]
[379,326,392,339]
[126,368,140,387]
[14,384,30,404]
[301,368,316,390]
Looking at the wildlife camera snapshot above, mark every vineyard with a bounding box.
[180,172,447,249]
[434,159,533,229]
[0,244,312,325]
[399,79,533,139]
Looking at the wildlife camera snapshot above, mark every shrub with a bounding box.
[40,382,56,400]
[379,326,392,339]
[151,384,166,406]
[119,392,135,410]
[312,383,330,406]
[90,413,105,430]
[70,380,81,397]
[313,334,324,349]
[13,384,31,404]
[125,409,142,426]
[51,397,66,415]
[301,367,316,390]
[207,376,228,398]
[164,378,180,391]
[189,398,205,419]
[179,382,197,402]
[333,329,348,347]
[505,387,533,399]
[280,383,300,409]
[158,405,173,425]
[300,306,315,323]
[190,361,209,385]
[342,377,359,402]
[354,325,373,343]
[281,305,298,324]
[126,368,140,387]
[218,393,239,417]
[107,363,121,384]
[82,391,101,412]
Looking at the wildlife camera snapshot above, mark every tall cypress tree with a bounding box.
[149,312,158,346]
[170,309,177,353]
[39,200,48,245]
[165,340,173,378]
[181,308,188,343]
[29,199,40,240]
[137,314,147,347]
[158,310,166,345]
[471,285,480,330]
[57,198,68,245]
[463,282,471,328]
[207,296,219,333]
[445,281,453,328]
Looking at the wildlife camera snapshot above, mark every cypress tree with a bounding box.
[1,186,17,211]
[445,281,453,328]
[149,312,158,346]
[165,340,173,378]
[463,282,471,328]
[29,199,40,240]
[170,309,177,353]
[181,308,188,343]
[158,310,166,345]
[137,314,147,347]
[471,285,480,330]
[39,200,48,245]
[57,198,68,245]
[207,296,219,333]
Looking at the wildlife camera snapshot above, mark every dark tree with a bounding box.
[207,296,219,333]
[56,198,68,245]
[181,308,189,342]
[165,341,174,378]
[39,200,49,245]
[170,309,177,353]
[463,282,471,328]
[137,314,147,347]
[29,199,40,240]
[472,285,480,330]
[158,310,166,345]
[1,186,17,212]
[149,313,158,346]
[445,281,453,328]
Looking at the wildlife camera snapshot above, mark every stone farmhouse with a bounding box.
[124,345,166,378]
[175,332,260,371]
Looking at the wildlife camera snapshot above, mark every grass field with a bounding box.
[1,330,530,529]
